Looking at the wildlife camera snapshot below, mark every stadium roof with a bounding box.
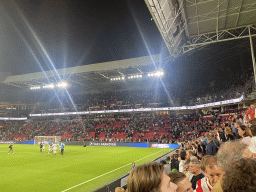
[2,55,163,94]
[145,0,256,58]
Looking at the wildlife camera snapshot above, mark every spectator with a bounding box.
[195,156,223,192]
[189,157,204,190]
[217,127,226,143]
[168,172,193,192]
[161,160,171,175]
[184,159,192,180]
[179,151,186,173]
[186,150,194,161]
[205,133,218,156]
[237,125,251,145]
[249,124,256,136]
[224,127,235,141]
[212,140,254,192]
[245,104,255,123]
[222,158,256,192]
[127,162,178,192]
[171,154,179,172]
[248,137,256,158]
[234,121,242,138]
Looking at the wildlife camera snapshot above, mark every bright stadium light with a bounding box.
[43,84,55,89]
[156,72,161,76]
[57,82,67,88]
[122,77,125,80]
[140,75,142,78]
[30,86,41,90]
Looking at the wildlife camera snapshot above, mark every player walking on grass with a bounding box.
[61,143,65,155]
[48,143,52,154]
[40,142,43,152]
[52,143,57,155]
[8,144,14,154]
[58,142,61,151]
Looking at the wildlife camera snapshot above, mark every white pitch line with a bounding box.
[61,149,168,192]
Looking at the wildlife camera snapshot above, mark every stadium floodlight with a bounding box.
[118,77,121,80]
[140,75,142,78]
[30,86,41,90]
[155,72,161,76]
[122,77,125,80]
[160,71,164,76]
[43,84,55,89]
[131,76,134,79]
[57,82,68,88]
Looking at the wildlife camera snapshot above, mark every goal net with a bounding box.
[34,136,61,145]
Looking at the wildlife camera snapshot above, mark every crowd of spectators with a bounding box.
[116,104,256,192]
[33,78,248,115]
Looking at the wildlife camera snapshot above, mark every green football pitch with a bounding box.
[0,144,173,192]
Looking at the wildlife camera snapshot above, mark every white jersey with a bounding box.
[53,144,57,150]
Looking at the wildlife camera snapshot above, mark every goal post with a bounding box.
[34,136,61,145]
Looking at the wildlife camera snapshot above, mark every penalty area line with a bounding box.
[61,149,168,192]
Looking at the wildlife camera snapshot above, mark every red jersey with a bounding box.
[246,108,255,121]
[195,177,213,192]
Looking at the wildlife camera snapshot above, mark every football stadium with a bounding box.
[1,0,256,192]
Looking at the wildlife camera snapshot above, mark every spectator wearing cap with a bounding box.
[169,172,193,192]
[127,162,178,192]
[189,157,204,190]
[222,158,256,192]
[205,133,218,156]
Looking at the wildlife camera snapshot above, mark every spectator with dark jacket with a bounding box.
[217,127,226,143]
[225,126,235,141]
[171,154,179,171]
[205,133,218,156]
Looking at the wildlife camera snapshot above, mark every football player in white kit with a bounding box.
[52,143,57,155]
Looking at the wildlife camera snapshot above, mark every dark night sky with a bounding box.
[0,0,164,75]
[0,0,255,96]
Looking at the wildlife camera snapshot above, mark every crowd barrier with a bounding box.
[0,141,180,149]
[89,142,180,149]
